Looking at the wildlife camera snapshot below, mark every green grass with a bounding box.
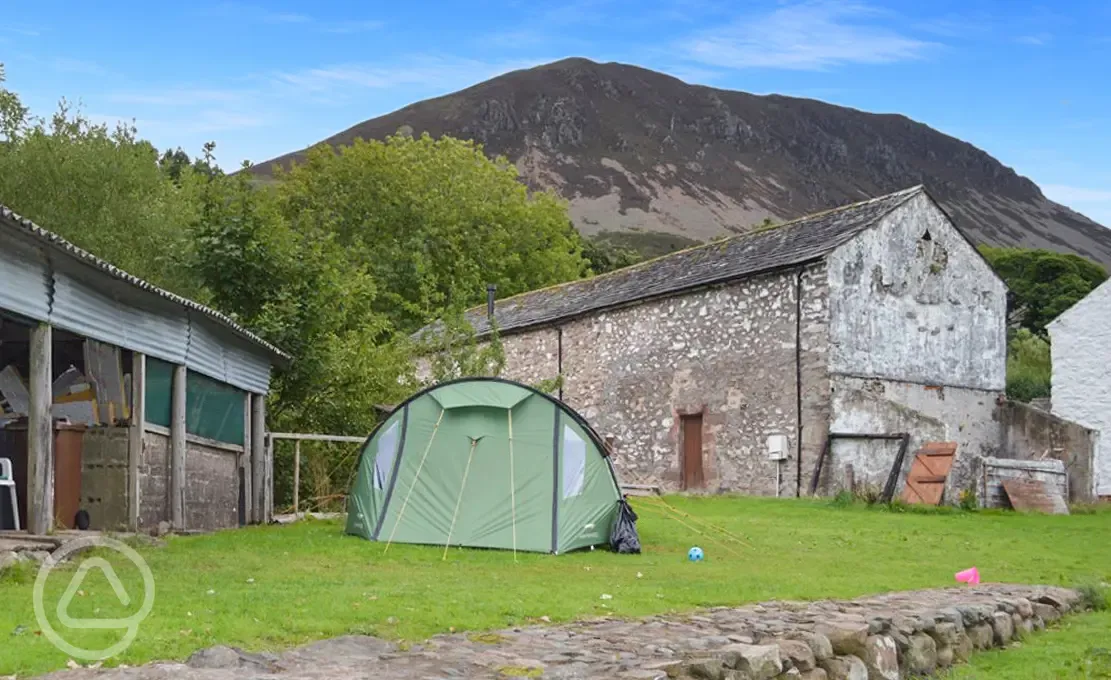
[945,612,1111,679]
[1,496,1109,676]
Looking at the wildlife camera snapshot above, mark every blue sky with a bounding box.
[2,0,1110,225]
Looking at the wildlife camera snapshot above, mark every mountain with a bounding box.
[247,57,1111,266]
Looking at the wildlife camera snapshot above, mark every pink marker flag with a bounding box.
[955,567,980,586]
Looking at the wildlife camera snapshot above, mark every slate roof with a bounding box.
[428,185,925,339]
[0,204,290,361]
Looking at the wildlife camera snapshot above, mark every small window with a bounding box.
[563,426,586,498]
[373,422,400,490]
[921,230,933,242]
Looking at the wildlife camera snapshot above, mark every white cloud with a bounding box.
[1016,34,1051,46]
[682,0,936,71]
[0,25,41,37]
[321,20,384,34]
[1043,185,1111,204]
[272,55,549,97]
[1043,184,1111,226]
[107,88,250,107]
[205,3,379,32]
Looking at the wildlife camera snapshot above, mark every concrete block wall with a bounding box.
[141,430,241,531]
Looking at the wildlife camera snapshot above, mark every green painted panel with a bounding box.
[186,371,245,445]
[144,357,173,428]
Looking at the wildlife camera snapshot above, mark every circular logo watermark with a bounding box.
[33,536,156,661]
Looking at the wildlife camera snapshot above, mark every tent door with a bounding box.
[681,413,703,489]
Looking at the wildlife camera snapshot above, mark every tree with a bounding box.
[191,158,415,435]
[980,246,1108,335]
[1006,329,1051,402]
[0,85,203,298]
[273,133,590,333]
[581,232,643,275]
[0,64,28,144]
[416,307,506,384]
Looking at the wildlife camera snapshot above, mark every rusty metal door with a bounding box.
[681,414,703,490]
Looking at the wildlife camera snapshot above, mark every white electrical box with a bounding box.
[766,434,789,461]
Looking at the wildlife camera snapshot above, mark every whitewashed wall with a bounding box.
[826,192,1007,391]
[1050,279,1111,496]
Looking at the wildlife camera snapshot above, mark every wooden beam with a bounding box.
[242,393,253,524]
[27,322,53,535]
[251,393,265,524]
[293,439,301,518]
[127,352,146,531]
[268,432,367,443]
[265,433,274,523]
[170,364,187,529]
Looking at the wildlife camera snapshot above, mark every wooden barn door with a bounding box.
[681,413,704,490]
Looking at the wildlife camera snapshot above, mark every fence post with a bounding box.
[293,440,301,518]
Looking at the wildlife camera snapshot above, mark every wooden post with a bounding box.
[293,439,301,518]
[264,432,274,523]
[242,393,253,524]
[127,352,146,531]
[251,393,265,524]
[27,322,53,535]
[170,364,187,529]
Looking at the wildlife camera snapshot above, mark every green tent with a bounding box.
[346,378,625,554]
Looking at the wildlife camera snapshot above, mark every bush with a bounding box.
[1007,329,1051,402]
[1077,583,1110,612]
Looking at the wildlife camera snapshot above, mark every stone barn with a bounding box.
[422,186,1009,500]
[1048,279,1111,498]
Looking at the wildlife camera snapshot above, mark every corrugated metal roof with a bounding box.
[417,185,925,339]
[0,204,290,361]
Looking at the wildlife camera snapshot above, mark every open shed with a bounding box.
[0,205,288,535]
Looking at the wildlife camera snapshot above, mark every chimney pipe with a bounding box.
[486,284,497,322]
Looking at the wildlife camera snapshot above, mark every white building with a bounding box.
[1048,279,1111,497]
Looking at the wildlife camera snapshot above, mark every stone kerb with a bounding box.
[665,586,1084,680]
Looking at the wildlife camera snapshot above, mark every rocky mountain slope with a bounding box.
[248,58,1111,265]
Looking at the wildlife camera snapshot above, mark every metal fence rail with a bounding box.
[269,432,369,518]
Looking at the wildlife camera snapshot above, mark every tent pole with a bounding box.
[382,409,445,554]
[508,409,517,563]
[443,438,479,561]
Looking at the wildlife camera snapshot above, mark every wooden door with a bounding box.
[900,442,957,505]
[681,413,703,489]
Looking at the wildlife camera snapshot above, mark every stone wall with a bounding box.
[497,264,830,495]
[998,400,1098,503]
[827,376,1001,500]
[111,585,1087,680]
[826,192,1007,391]
[79,427,130,531]
[140,430,242,531]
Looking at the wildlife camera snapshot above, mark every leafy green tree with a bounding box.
[272,133,590,333]
[581,233,643,274]
[0,65,28,144]
[190,158,415,435]
[0,85,203,298]
[416,307,506,384]
[980,246,1108,335]
[159,143,220,184]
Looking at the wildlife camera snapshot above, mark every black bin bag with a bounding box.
[609,498,641,554]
